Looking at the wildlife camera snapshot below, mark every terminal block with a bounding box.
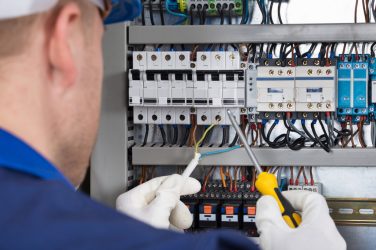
[295,59,336,112]
[182,0,243,17]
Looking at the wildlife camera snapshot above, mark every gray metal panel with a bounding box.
[91,23,128,207]
[132,147,376,166]
[338,226,376,250]
[128,24,376,44]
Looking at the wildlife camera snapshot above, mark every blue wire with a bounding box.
[200,145,241,159]
[166,0,188,18]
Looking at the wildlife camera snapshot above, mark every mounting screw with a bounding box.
[151,54,157,61]
[269,103,275,109]
[136,54,143,61]
[287,103,293,109]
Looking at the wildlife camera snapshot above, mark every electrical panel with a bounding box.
[95,0,376,246]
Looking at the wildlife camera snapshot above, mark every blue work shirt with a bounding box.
[0,129,259,249]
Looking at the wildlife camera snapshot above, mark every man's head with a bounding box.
[0,0,110,186]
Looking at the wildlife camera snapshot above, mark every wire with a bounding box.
[309,166,314,185]
[149,0,155,25]
[200,145,241,159]
[219,126,227,147]
[166,0,189,19]
[256,0,266,24]
[141,4,146,25]
[229,133,239,147]
[180,125,190,147]
[141,124,149,147]
[278,0,283,24]
[195,124,216,154]
[241,0,249,24]
[269,0,274,24]
[159,125,167,147]
[311,120,331,152]
[202,4,208,24]
[189,5,195,25]
[220,166,227,188]
[289,166,294,185]
[228,3,234,24]
[159,1,165,25]
[171,125,178,146]
[355,0,359,23]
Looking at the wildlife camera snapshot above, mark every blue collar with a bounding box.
[0,128,74,189]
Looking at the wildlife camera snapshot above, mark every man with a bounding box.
[0,0,346,249]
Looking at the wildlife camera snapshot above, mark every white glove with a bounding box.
[116,174,201,230]
[256,190,346,250]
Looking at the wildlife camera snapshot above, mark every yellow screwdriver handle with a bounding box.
[255,172,302,228]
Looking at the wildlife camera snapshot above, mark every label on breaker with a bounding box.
[221,215,239,222]
[243,216,256,223]
[199,214,216,222]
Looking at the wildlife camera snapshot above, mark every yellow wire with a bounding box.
[194,124,216,154]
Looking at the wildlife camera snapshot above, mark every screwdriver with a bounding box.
[227,110,302,228]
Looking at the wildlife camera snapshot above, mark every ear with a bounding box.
[48,2,83,89]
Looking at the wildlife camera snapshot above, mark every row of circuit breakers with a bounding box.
[130,51,376,124]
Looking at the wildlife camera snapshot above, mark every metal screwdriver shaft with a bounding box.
[227,110,263,175]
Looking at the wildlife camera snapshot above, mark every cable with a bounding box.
[166,0,189,19]
[195,124,216,154]
[219,126,227,147]
[256,0,266,24]
[228,3,234,24]
[159,1,165,25]
[149,0,155,25]
[311,120,331,152]
[240,0,248,24]
[200,145,242,159]
[171,125,178,146]
[202,4,208,24]
[269,0,274,24]
[229,133,239,147]
[141,4,146,25]
[159,125,167,147]
[180,125,190,147]
[141,124,149,147]
[189,5,196,25]
[301,120,317,143]
[277,0,283,24]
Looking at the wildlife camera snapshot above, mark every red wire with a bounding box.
[295,167,304,185]
[289,166,294,185]
[309,166,314,186]
[302,167,308,185]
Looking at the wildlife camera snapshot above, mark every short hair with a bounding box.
[0,0,95,58]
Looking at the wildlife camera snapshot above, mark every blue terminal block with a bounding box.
[337,55,369,122]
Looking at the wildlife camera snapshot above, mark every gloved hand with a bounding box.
[256,190,346,250]
[116,174,201,230]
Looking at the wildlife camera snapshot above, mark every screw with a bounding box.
[287,103,293,109]
[276,60,282,66]
[278,70,283,76]
[314,59,320,66]
[190,107,196,113]
[190,63,196,68]
[240,63,246,68]
[215,54,221,61]
[317,103,322,109]
[240,108,247,113]
[307,69,313,75]
[165,54,171,61]
[201,115,207,121]
[264,61,270,66]
[269,70,274,75]
[278,103,283,109]
[302,60,308,66]
[201,54,207,61]
[215,115,222,121]
[265,113,270,118]
[355,64,359,69]
[313,112,319,118]
[326,69,332,75]
[269,103,274,109]
[307,103,313,109]
[166,115,172,121]
[276,113,282,118]
[180,115,185,121]
[249,65,254,70]
[326,103,331,109]
[136,54,143,61]
[346,64,351,69]
[151,54,157,61]
[179,54,185,61]
[317,69,322,75]
[287,70,293,76]
[302,113,308,118]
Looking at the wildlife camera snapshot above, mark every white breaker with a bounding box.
[295,66,336,112]
[257,66,296,112]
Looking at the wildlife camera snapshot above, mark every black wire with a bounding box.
[256,0,266,24]
[311,121,331,152]
[141,124,149,147]
[159,125,167,147]
[197,5,203,24]
[371,42,376,57]
[171,126,178,146]
[189,5,195,25]
[301,121,317,143]
[141,4,146,25]
[269,1,274,24]
[229,134,239,147]
[180,126,190,147]
[201,126,214,147]
[278,0,283,24]
[219,126,227,147]
[202,4,208,24]
[149,1,155,25]
[301,43,317,58]
[159,1,165,25]
[261,122,286,148]
[228,4,234,24]
[241,0,248,24]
